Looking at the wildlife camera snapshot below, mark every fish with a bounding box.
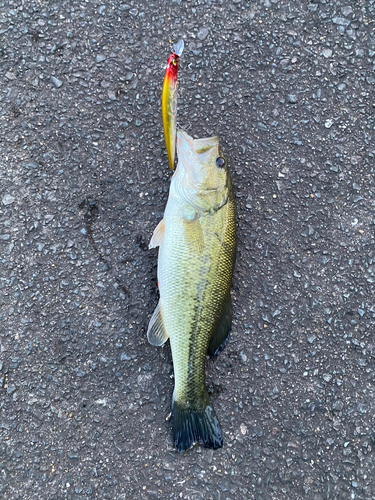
[162,40,184,170]
[147,129,236,451]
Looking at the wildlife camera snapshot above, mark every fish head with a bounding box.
[175,130,231,213]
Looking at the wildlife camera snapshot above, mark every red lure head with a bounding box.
[166,52,180,80]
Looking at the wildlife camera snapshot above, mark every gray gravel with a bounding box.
[1,0,375,499]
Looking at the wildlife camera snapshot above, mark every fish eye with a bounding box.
[171,58,176,66]
[216,157,225,168]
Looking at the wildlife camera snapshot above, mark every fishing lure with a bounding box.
[162,40,184,170]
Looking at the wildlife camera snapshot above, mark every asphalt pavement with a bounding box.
[1,0,375,499]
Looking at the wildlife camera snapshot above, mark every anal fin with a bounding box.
[147,301,169,346]
[207,294,232,357]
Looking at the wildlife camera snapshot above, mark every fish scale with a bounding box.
[160,201,236,401]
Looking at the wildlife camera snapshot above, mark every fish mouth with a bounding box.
[177,130,219,158]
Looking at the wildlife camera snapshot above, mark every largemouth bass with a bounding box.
[148,129,236,451]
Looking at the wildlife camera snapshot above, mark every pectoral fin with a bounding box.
[147,301,169,346]
[149,219,165,249]
[207,294,232,357]
[183,217,204,254]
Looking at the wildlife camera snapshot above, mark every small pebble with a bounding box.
[341,6,353,16]
[2,194,15,205]
[7,384,16,395]
[197,27,209,41]
[44,215,54,223]
[332,17,350,27]
[51,76,63,88]
[322,49,332,58]
[99,262,111,272]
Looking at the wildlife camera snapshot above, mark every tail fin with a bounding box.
[172,395,223,452]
